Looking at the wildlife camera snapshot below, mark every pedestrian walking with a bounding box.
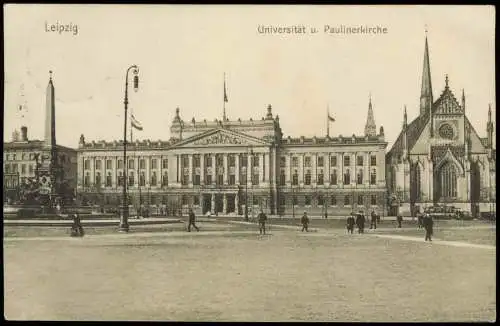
[301,211,309,232]
[370,210,377,229]
[70,212,84,237]
[423,213,433,241]
[187,208,200,232]
[417,214,423,229]
[397,215,403,228]
[356,212,365,234]
[258,210,267,235]
[346,214,355,234]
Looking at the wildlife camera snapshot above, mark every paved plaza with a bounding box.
[4,220,496,322]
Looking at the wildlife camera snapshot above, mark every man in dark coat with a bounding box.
[423,213,433,241]
[301,211,309,232]
[187,208,200,232]
[397,215,403,228]
[258,210,267,235]
[370,210,377,229]
[346,214,355,234]
[71,212,84,237]
[356,212,365,234]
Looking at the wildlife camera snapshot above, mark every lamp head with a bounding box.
[133,67,139,92]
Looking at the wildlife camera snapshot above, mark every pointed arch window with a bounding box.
[439,162,457,199]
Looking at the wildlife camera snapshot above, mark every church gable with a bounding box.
[432,88,463,115]
[170,128,270,149]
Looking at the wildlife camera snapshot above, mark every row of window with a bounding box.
[83,153,380,171]
[280,169,378,186]
[83,171,168,188]
[279,154,378,168]
[278,194,378,206]
[4,163,35,174]
[84,158,169,171]
[181,154,260,168]
[82,172,263,187]
[5,153,68,163]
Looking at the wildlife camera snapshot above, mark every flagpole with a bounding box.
[327,104,330,138]
[223,72,227,122]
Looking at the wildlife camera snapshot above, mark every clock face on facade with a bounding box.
[439,123,454,140]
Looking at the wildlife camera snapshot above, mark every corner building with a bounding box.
[77,103,387,216]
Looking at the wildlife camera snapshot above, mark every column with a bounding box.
[312,154,317,186]
[211,193,215,213]
[200,153,205,185]
[188,154,193,185]
[287,154,292,185]
[223,194,228,213]
[247,154,252,186]
[264,153,270,182]
[235,154,240,184]
[146,155,151,187]
[223,154,228,185]
[325,153,330,187]
[91,156,95,187]
[428,160,434,202]
[259,153,264,184]
[299,154,304,185]
[235,193,239,214]
[365,152,370,186]
[115,156,119,188]
[212,155,216,184]
[339,152,344,187]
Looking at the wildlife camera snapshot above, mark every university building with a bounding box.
[3,74,78,204]
[77,101,387,216]
[386,36,496,217]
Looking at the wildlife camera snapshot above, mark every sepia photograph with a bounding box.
[3,4,496,322]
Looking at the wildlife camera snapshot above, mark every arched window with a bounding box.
[151,172,157,186]
[84,172,90,186]
[344,169,350,185]
[139,172,146,187]
[117,172,123,186]
[331,170,337,185]
[439,162,457,199]
[370,169,377,185]
[129,171,135,187]
[357,169,363,184]
[415,165,421,200]
[95,172,101,186]
[106,172,112,187]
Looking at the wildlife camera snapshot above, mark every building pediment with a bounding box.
[170,128,271,149]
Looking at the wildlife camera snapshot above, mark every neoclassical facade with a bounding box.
[386,36,496,216]
[77,103,387,216]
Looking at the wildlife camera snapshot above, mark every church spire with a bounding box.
[44,70,56,148]
[487,103,494,148]
[364,94,377,137]
[420,32,433,116]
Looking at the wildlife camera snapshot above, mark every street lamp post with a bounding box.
[244,146,254,221]
[119,65,139,233]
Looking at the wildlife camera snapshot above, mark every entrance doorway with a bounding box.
[202,194,211,215]
[215,194,223,214]
[227,194,235,213]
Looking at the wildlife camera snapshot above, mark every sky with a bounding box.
[3,5,496,149]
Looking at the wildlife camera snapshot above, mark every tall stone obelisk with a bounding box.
[39,71,62,204]
[45,70,56,148]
